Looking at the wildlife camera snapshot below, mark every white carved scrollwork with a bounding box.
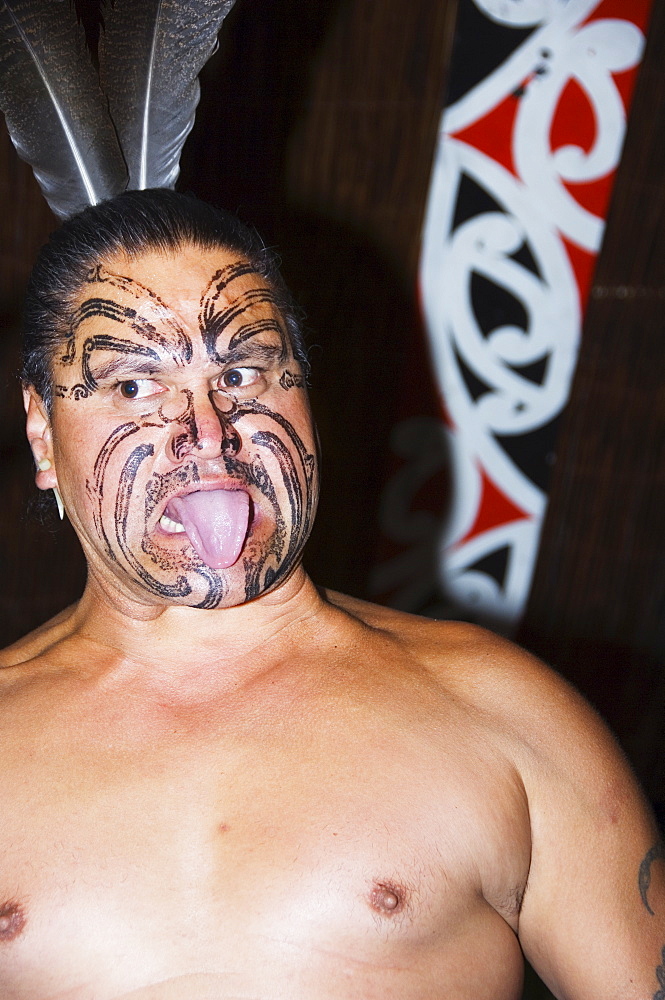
[372,0,646,628]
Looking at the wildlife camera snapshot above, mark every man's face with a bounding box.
[40,245,318,610]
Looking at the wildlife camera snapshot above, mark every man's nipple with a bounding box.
[0,901,26,942]
[369,881,404,916]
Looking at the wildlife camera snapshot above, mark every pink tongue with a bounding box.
[167,490,250,569]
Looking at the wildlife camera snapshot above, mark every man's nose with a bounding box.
[166,389,241,463]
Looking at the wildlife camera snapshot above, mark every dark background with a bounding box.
[0,0,663,824]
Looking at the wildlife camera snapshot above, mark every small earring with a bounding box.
[53,487,65,521]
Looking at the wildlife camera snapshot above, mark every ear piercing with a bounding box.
[52,487,65,521]
[34,457,64,519]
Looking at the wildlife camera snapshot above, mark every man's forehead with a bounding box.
[60,245,291,374]
[74,247,277,321]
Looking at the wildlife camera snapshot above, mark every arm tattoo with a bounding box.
[654,945,665,1000]
[640,842,665,916]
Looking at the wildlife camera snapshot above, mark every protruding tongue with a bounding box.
[167,490,250,569]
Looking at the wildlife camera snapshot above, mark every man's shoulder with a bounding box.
[0,604,78,673]
[324,589,609,753]
[325,589,546,685]
[325,588,491,651]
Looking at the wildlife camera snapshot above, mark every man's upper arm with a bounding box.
[513,658,665,1000]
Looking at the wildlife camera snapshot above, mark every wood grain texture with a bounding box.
[519,1,665,808]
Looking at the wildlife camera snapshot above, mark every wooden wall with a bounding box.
[0,110,85,636]
[518,1,665,815]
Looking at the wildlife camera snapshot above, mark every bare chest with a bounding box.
[0,685,529,999]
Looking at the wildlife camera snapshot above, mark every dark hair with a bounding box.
[22,188,308,410]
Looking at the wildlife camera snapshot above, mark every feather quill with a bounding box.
[0,0,127,218]
[99,0,236,191]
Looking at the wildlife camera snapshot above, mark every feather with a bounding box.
[99,0,236,191]
[0,0,127,218]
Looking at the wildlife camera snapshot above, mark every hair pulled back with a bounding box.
[22,188,307,410]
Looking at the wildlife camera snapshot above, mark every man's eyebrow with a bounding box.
[88,343,284,381]
[88,356,162,381]
[216,342,285,366]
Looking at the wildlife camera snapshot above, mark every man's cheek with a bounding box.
[99,438,200,601]
[239,427,317,584]
[84,423,143,542]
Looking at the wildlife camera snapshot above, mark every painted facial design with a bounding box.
[50,250,318,609]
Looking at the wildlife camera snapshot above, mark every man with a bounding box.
[0,189,663,1000]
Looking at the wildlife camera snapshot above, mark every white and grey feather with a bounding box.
[0,0,236,217]
[99,0,236,192]
[0,0,128,217]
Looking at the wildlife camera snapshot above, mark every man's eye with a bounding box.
[220,368,260,389]
[117,379,162,399]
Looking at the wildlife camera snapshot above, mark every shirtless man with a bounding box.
[0,189,663,1000]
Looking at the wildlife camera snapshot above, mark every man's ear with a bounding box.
[23,386,57,490]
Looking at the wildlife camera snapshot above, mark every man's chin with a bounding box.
[106,536,290,611]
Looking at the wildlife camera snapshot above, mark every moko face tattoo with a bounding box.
[49,247,318,610]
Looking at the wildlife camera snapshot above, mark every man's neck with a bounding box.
[57,567,330,691]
